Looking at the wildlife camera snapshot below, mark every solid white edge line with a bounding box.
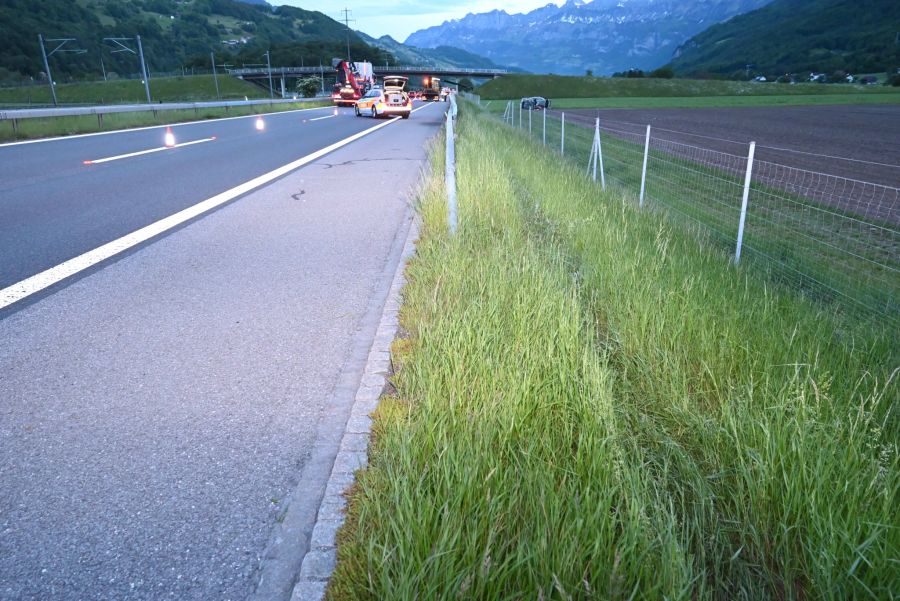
[85,136,216,164]
[0,105,333,149]
[309,115,336,121]
[0,102,439,311]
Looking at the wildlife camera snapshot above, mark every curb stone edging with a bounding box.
[289,218,419,601]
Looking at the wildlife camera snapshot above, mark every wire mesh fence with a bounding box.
[488,100,899,327]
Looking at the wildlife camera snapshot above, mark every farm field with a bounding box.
[564,104,900,189]
[546,93,900,109]
[478,74,900,102]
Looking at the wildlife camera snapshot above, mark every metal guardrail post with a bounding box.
[446,100,457,235]
[734,141,756,265]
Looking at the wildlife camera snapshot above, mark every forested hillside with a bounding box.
[669,0,900,78]
[0,0,393,83]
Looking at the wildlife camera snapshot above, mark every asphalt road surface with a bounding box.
[0,101,444,600]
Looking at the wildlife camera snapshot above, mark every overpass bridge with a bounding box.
[227,65,507,98]
[227,66,508,79]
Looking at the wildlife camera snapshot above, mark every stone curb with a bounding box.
[289,218,418,601]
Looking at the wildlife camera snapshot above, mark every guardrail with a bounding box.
[0,96,329,122]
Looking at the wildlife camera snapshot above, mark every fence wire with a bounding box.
[489,102,899,326]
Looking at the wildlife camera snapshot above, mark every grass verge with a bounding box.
[0,74,269,106]
[0,100,331,142]
[327,104,898,599]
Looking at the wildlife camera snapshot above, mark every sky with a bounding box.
[278,1,565,43]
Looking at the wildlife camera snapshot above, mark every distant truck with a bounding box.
[422,76,441,101]
[332,59,375,107]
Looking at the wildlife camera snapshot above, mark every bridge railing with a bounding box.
[229,66,508,76]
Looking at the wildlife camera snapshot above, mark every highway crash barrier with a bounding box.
[0,96,329,133]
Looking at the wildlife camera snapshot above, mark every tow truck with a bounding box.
[422,76,441,102]
[332,59,374,107]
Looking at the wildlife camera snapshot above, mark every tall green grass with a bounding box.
[328,106,898,599]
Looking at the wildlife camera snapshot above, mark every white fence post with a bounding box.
[639,125,651,208]
[734,141,756,265]
[561,112,565,156]
[528,107,532,134]
[594,118,606,190]
[542,108,546,145]
[446,107,457,235]
[518,101,522,129]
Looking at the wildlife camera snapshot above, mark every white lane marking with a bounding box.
[309,115,336,122]
[83,136,216,165]
[0,105,332,149]
[0,107,439,311]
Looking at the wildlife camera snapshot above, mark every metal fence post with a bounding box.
[542,108,546,145]
[528,107,532,135]
[734,141,756,265]
[561,112,565,156]
[446,107,457,235]
[518,101,522,129]
[639,125,651,208]
[594,118,606,190]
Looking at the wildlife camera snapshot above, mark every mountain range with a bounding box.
[669,0,900,78]
[405,0,774,76]
[356,33,510,71]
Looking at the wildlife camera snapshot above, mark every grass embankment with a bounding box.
[0,74,269,106]
[0,100,331,142]
[479,74,900,108]
[327,106,898,599]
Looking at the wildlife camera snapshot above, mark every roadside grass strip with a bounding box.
[327,108,898,599]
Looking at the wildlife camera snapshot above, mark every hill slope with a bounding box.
[404,0,773,76]
[669,0,900,78]
[0,0,391,83]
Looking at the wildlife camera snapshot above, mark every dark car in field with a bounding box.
[521,96,551,110]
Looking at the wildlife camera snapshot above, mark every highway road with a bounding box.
[0,103,431,296]
[0,100,445,599]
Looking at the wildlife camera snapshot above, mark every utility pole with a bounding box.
[340,8,355,63]
[264,50,274,98]
[211,51,220,100]
[37,34,86,107]
[136,35,151,103]
[104,36,151,103]
[100,56,107,81]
